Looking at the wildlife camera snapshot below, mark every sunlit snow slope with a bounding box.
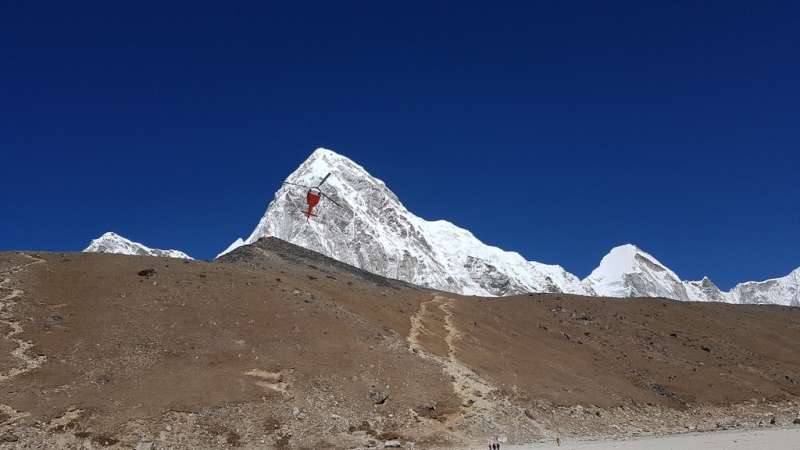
[84,232,192,259]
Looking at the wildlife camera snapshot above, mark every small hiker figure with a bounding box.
[556,437,562,446]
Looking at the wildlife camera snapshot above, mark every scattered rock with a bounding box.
[794,418,800,425]
[423,402,436,411]
[134,443,154,450]
[369,389,389,405]
[524,409,534,420]
[1,433,20,442]
[385,439,402,447]
[137,268,156,277]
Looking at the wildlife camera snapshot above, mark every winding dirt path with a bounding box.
[0,253,47,382]
[407,294,497,412]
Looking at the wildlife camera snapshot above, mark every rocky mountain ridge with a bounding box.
[84,149,798,306]
[226,148,799,306]
[84,232,192,259]
[584,243,800,306]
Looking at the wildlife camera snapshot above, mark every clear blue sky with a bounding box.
[1,1,798,290]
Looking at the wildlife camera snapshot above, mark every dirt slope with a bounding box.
[1,240,799,449]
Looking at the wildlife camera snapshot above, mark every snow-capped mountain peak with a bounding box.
[583,244,688,299]
[84,232,192,259]
[582,244,799,306]
[587,244,654,278]
[84,148,797,306]
[227,148,592,297]
[219,148,798,304]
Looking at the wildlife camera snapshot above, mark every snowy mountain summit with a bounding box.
[222,148,798,306]
[228,148,589,296]
[82,148,797,305]
[584,244,799,306]
[84,232,192,259]
[584,244,690,299]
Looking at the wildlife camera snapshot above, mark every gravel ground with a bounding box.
[491,426,800,450]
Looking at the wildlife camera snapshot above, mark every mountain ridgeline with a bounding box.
[86,148,800,306]
[224,148,800,306]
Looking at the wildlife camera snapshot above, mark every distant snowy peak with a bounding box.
[583,244,688,299]
[84,232,192,259]
[582,244,800,306]
[231,148,592,297]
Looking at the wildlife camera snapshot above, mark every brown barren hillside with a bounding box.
[1,238,800,449]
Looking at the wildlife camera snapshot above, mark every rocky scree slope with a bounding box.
[2,249,800,449]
